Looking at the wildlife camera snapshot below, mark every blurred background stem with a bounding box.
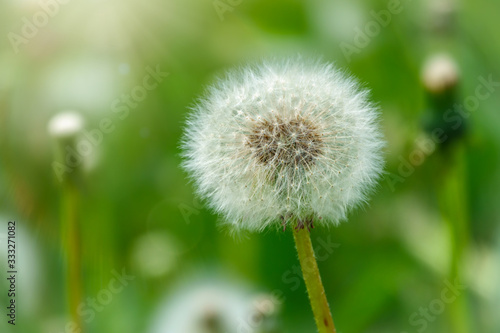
[61,179,83,332]
[437,143,471,333]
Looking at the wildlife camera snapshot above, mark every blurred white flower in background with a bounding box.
[149,279,281,333]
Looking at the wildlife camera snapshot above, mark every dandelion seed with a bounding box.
[182,58,384,231]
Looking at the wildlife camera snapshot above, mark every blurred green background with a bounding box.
[0,0,499,332]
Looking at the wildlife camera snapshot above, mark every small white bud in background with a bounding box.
[421,54,459,94]
[47,111,84,139]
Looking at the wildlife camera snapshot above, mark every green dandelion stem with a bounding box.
[62,181,83,332]
[293,223,336,333]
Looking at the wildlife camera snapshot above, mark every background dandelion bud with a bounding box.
[422,54,459,94]
[48,110,87,183]
[47,111,84,139]
[182,58,384,231]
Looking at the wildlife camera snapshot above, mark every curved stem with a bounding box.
[293,224,336,333]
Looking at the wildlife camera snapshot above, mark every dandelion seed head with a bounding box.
[182,58,384,231]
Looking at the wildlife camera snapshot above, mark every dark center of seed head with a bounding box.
[246,116,323,168]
